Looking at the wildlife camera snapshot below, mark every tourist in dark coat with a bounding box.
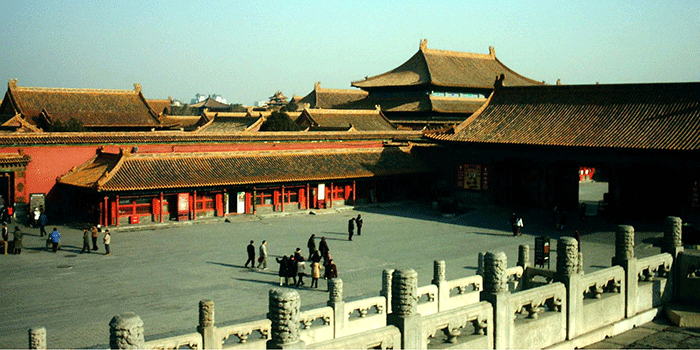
[356,214,363,236]
[307,234,316,259]
[326,259,338,280]
[12,226,22,255]
[348,218,355,241]
[276,255,289,286]
[287,254,297,285]
[80,229,91,254]
[244,240,256,268]
[319,237,329,262]
[310,249,322,264]
[38,212,47,237]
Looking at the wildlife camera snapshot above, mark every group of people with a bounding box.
[1,222,23,255]
[348,214,363,241]
[265,234,337,289]
[80,224,111,255]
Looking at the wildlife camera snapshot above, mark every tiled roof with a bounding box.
[57,146,433,192]
[0,129,423,146]
[196,114,263,133]
[352,40,542,90]
[0,114,43,132]
[297,108,396,131]
[146,98,172,114]
[429,82,700,151]
[294,82,368,109]
[0,151,31,167]
[159,115,206,130]
[1,80,161,128]
[342,94,485,114]
[189,97,230,109]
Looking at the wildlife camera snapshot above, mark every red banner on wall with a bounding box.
[177,193,189,215]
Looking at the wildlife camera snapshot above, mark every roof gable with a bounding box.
[432,82,700,151]
[298,108,396,131]
[295,82,369,109]
[352,40,542,90]
[5,80,161,128]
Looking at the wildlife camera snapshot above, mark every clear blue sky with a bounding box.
[1,1,698,105]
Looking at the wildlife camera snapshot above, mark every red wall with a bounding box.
[0,140,384,205]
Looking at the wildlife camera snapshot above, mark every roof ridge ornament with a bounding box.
[133,83,142,93]
[420,39,428,51]
[489,46,496,58]
[8,79,18,89]
[314,82,321,90]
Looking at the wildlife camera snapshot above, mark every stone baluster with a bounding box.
[663,216,683,300]
[578,251,584,275]
[389,269,423,349]
[268,289,305,349]
[432,260,449,312]
[612,225,637,318]
[109,312,145,349]
[663,216,684,258]
[327,278,346,338]
[198,299,219,349]
[477,252,485,276]
[555,237,581,340]
[517,245,530,269]
[380,269,394,315]
[480,251,510,349]
[28,327,46,350]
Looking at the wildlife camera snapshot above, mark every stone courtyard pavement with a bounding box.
[0,201,674,348]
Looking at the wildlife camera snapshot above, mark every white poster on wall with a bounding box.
[318,184,325,200]
[237,192,245,214]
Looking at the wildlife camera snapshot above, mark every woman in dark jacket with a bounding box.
[287,254,297,286]
[276,255,289,286]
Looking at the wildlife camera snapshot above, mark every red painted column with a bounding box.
[306,183,310,209]
[353,181,356,202]
[115,195,120,227]
[330,182,334,208]
[159,192,164,223]
[103,196,108,227]
[193,191,197,221]
[281,186,285,212]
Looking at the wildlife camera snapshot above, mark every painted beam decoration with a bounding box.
[457,164,490,190]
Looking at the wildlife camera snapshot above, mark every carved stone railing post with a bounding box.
[663,216,684,258]
[612,225,638,318]
[268,289,305,349]
[198,299,219,349]
[477,252,485,276]
[388,269,423,349]
[480,251,510,349]
[109,312,145,349]
[380,269,394,315]
[432,260,449,312]
[663,216,682,300]
[327,278,346,338]
[517,245,530,268]
[578,251,584,275]
[555,237,582,340]
[28,327,46,350]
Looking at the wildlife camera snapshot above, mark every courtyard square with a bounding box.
[0,200,664,349]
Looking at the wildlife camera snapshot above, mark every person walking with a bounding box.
[276,255,289,286]
[257,240,268,270]
[348,218,355,241]
[319,237,329,263]
[91,225,99,251]
[80,229,91,254]
[32,207,40,227]
[326,259,338,281]
[38,212,48,237]
[244,240,256,268]
[287,254,297,285]
[356,214,363,236]
[296,256,306,287]
[307,234,316,259]
[103,229,111,255]
[510,213,523,236]
[49,227,60,253]
[1,222,8,242]
[12,226,23,255]
[310,260,321,288]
